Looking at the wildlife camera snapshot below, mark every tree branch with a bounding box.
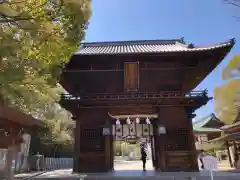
[224,0,240,7]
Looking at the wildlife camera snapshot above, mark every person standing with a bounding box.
[198,149,205,169]
[234,153,239,169]
[140,144,147,171]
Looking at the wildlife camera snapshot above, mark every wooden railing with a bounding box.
[61,90,208,101]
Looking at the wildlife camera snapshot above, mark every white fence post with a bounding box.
[44,157,73,171]
[198,155,218,180]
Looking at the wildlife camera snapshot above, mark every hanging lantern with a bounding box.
[126,117,131,124]
[136,117,140,124]
[146,117,151,124]
[116,119,120,125]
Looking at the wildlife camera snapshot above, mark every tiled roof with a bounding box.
[75,38,235,55]
[0,102,42,127]
[193,113,222,133]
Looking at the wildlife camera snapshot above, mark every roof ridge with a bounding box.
[75,38,235,55]
[80,38,185,47]
[211,113,223,123]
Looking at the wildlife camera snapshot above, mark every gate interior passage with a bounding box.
[59,38,235,173]
[111,116,156,167]
[102,115,158,171]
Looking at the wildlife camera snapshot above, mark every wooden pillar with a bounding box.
[2,126,22,180]
[73,118,80,173]
[233,141,237,153]
[109,136,114,170]
[5,143,15,180]
[156,106,199,172]
[150,136,156,168]
[105,131,114,171]
[73,108,111,173]
[233,140,238,165]
[4,139,19,180]
[155,107,165,171]
[226,141,233,167]
[152,126,158,169]
[185,108,199,171]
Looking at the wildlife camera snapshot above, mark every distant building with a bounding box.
[209,112,240,167]
[193,113,224,149]
[0,99,41,175]
[0,134,32,172]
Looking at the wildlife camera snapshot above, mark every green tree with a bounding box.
[30,102,75,157]
[0,0,91,114]
[223,0,240,20]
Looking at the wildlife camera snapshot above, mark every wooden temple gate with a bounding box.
[59,38,234,173]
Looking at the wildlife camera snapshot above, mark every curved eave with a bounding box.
[183,41,235,92]
[0,103,42,127]
[59,75,73,95]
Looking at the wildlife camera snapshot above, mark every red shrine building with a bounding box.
[59,38,235,172]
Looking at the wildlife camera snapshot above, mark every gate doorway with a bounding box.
[104,115,159,171]
[113,136,154,171]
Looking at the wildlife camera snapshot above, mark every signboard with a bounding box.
[102,127,110,135]
[158,126,166,135]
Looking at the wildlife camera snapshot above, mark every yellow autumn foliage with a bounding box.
[0,0,91,114]
[214,55,240,124]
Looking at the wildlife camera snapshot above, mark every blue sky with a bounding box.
[84,0,240,121]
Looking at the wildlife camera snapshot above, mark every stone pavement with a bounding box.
[114,159,154,170]
[14,160,240,180]
[14,171,46,180]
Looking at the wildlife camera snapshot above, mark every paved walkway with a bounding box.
[30,160,240,179]
[14,171,46,179]
[114,160,154,170]
[14,160,240,179]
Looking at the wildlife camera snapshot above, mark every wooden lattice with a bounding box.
[80,128,105,153]
[164,128,190,150]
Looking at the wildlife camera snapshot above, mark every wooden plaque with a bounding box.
[124,62,139,91]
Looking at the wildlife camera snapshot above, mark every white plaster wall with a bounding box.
[0,149,7,171]
[0,133,31,171]
[16,133,31,171]
[229,146,235,164]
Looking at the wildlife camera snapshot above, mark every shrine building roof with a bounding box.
[75,38,235,56]
[193,113,224,133]
[0,102,42,127]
